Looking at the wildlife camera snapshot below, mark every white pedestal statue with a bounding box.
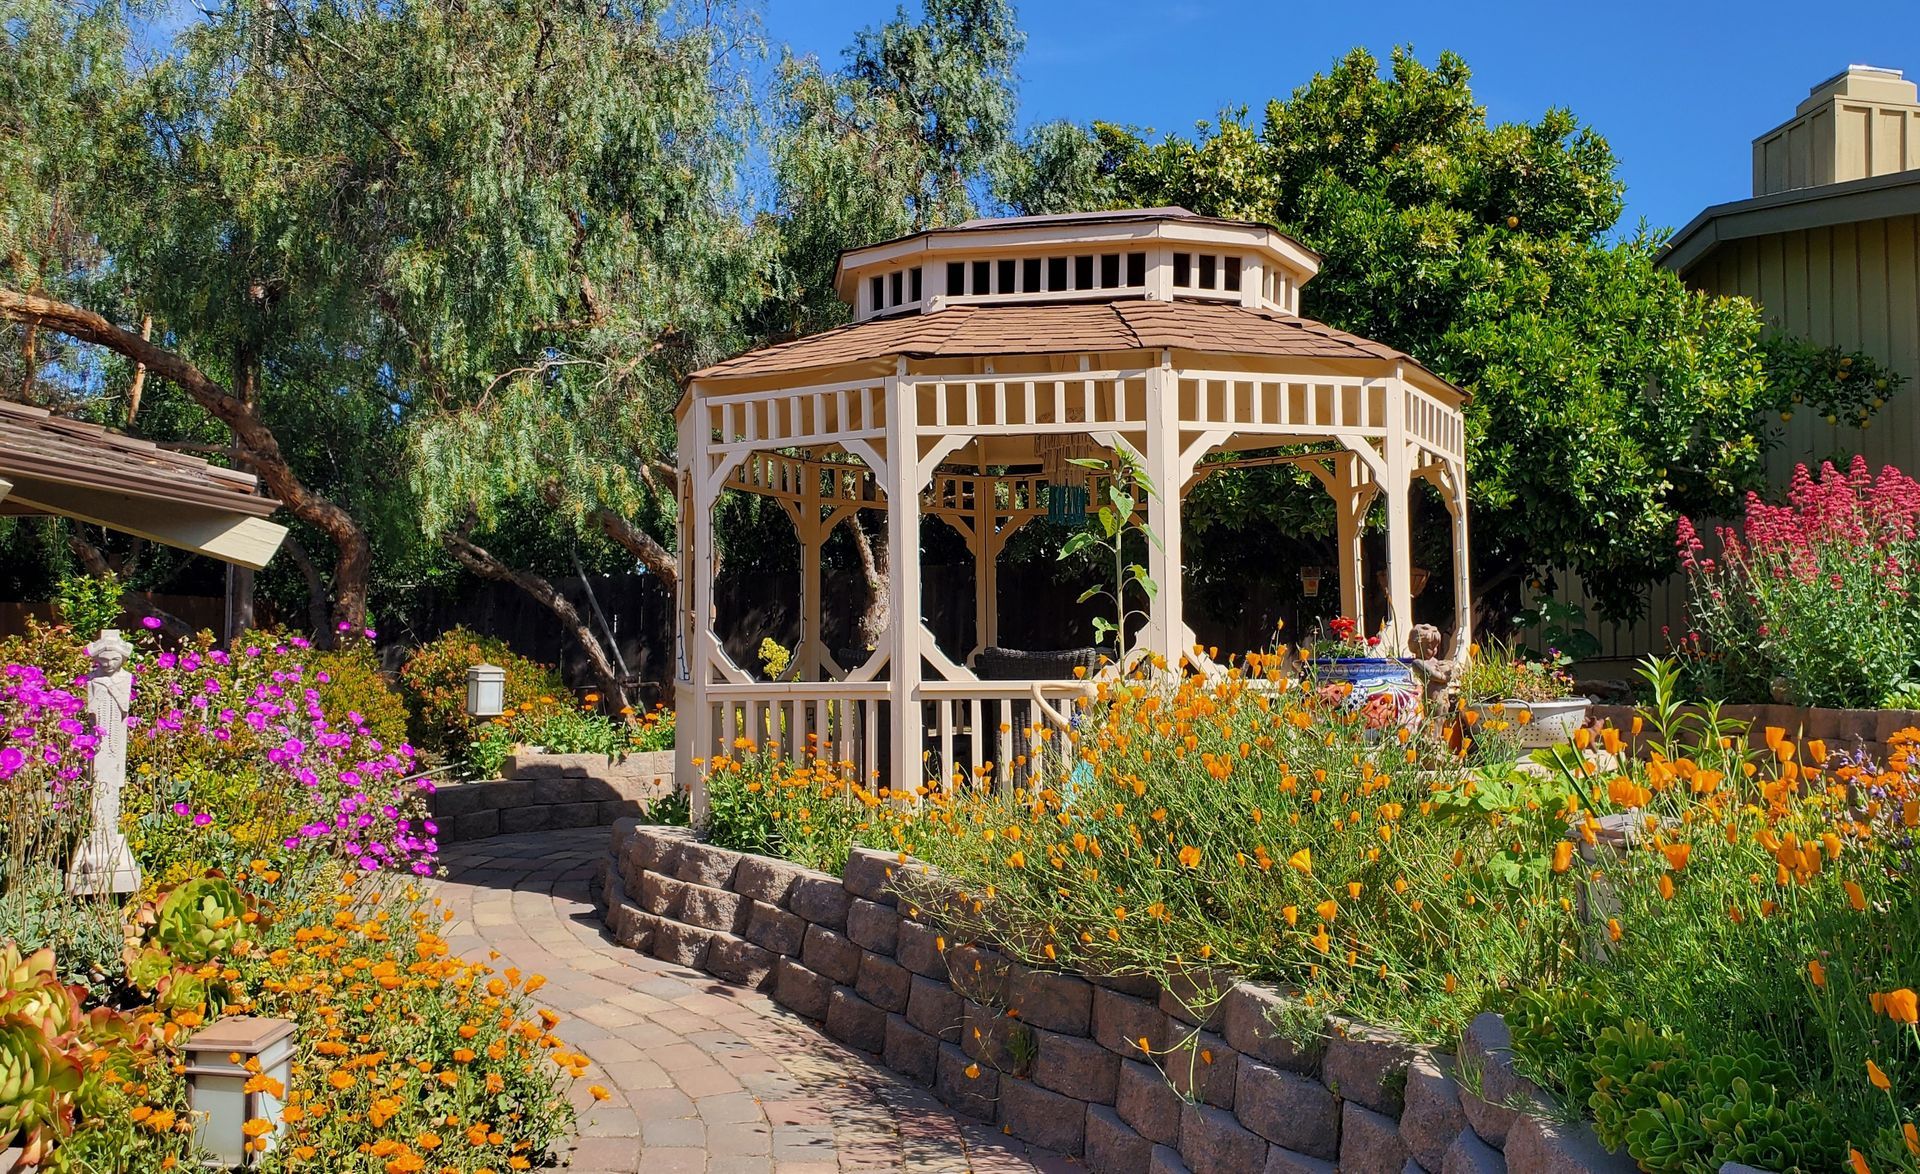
[66,629,140,896]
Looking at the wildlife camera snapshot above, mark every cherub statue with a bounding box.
[1407,623,1460,706]
[67,629,141,895]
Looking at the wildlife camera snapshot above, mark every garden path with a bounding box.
[431,829,1079,1174]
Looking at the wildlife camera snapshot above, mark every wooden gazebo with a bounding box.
[675,208,1468,807]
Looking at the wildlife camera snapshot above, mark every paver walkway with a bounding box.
[431,829,1078,1174]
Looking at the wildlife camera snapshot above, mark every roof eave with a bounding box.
[1660,169,1920,275]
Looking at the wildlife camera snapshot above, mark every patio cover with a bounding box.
[0,400,287,569]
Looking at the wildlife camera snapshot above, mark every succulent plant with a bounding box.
[0,1016,79,1162]
[0,948,80,1044]
[151,877,253,965]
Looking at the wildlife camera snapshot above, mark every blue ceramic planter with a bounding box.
[1304,657,1423,730]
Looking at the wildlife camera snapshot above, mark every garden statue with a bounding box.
[66,629,140,896]
[1407,623,1460,704]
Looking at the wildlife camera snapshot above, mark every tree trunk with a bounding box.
[66,532,192,640]
[282,533,335,644]
[445,519,630,709]
[0,288,373,630]
[846,512,890,652]
[591,507,679,594]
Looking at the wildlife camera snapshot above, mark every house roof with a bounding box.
[0,400,288,569]
[1660,168,1920,275]
[691,299,1459,396]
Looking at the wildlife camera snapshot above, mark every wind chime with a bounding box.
[1038,431,1096,526]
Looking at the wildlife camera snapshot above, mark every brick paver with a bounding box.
[430,829,1077,1173]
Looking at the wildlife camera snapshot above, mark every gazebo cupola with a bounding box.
[676,208,1469,811]
[839,206,1322,320]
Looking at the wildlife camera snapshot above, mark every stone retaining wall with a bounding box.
[594,822,1643,1174]
[1590,702,1920,764]
[430,751,674,842]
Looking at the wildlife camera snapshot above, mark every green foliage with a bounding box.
[306,637,412,751]
[1459,641,1576,703]
[396,626,566,759]
[1057,454,1160,656]
[763,0,1023,335]
[1502,1015,1847,1174]
[1512,597,1601,661]
[463,702,628,781]
[1759,335,1908,429]
[49,572,120,637]
[996,47,1893,621]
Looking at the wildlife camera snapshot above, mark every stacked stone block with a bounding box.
[431,750,674,841]
[598,823,1643,1173]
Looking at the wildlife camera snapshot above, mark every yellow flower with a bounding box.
[589,1085,610,1101]
[1177,845,1202,869]
[1287,849,1312,875]
[1807,960,1826,988]
[1845,881,1867,912]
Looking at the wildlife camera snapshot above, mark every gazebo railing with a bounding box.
[920,680,1090,795]
[707,682,891,783]
[698,679,1091,795]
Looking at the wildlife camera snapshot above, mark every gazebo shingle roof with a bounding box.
[691,300,1431,382]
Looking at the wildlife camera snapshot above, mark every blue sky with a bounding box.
[760,0,1920,235]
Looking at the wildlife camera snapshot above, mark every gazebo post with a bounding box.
[797,461,824,680]
[1331,452,1370,634]
[1142,352,1184,669]
[883,365,924,791]
[972,472,999,661]
[1381,366,1416,655]
[1445,463,1473,658]
[677,406,713,826]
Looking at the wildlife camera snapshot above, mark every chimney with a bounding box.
[1751,65,1920,196]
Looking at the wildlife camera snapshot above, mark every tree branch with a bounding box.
[445,516,629,709]
[590,507,678,593]
[0,287,373,629]
[282,532,336,644]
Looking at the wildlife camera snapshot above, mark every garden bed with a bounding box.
[593,822,1636,1174]
[429,749,675,841]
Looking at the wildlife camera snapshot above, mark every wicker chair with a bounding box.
[975,646,1104,681]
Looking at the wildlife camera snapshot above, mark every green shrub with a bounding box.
[309,638,411,750]
[50,571,122,637]
[397,626,565,758]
